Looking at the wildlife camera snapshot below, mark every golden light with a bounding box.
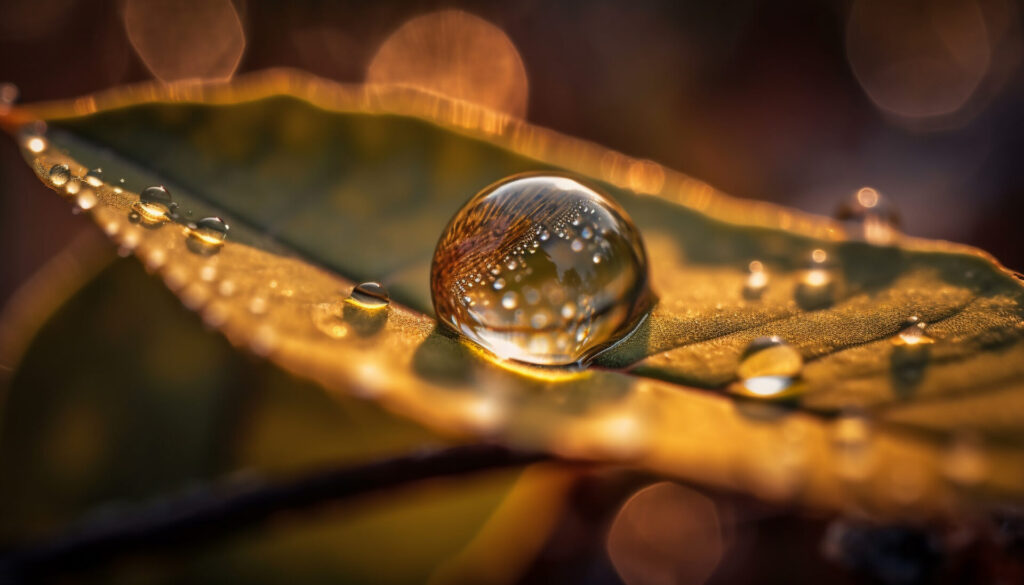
[856,187,880,209]
[607,482,724,585]
[25,137,47,153]
[811,248,828,264]
[804,269,830,287]
[123,0,246,84]
[846,0,991,120]
[367,10,529,118]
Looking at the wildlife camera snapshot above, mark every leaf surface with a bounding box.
[5,70,1024,516]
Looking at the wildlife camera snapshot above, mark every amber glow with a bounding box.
[368,10,529,118]
[123,0,245,84]
[856,187,879,209]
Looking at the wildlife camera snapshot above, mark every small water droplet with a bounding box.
[348,281,390,309]
[835,187,900,245]
[48,164,70,187]
[185,216,229,254]
[85,168,104,187]
[893,315,933,346]
[131,185,176,226]
[743,260,769,300]
[796,250,837,309]
[493,278,506,290]
[64,179,81,196]
[431,175,651,365]
[75,188,97,212]
[735,336,803,398]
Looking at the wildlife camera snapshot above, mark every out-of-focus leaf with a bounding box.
[4,70,1024,517]
[0,257,572,584]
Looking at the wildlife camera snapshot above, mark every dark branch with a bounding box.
[0,444,547,581]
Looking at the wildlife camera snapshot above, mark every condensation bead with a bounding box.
[431,174,651,365]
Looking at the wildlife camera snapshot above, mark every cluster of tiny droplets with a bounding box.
[449,198,620,356]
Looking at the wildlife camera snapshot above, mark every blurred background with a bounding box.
[1,1,1023,583]
[2,0,1023,309]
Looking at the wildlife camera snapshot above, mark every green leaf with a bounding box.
[5,71,1024,517]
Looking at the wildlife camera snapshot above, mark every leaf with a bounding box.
[0,255,572,583]
[5,70,1024,517]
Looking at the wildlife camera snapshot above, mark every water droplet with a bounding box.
[131,185,176,226]
[64,179,81,196]
[492,278,506,290]
[893,315,933,346]
[85,168,104,187]
[348,281,390,309]
[185,216,229,254]
[431,174,651,365]
[743,260,769,300]
[48,164,70,187]
[75,189,97,212]
[795,250,837,309]
[835,187,900,245]
[735,336,803,397]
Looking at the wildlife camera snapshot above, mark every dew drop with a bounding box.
[131,185,176,226]
[85,168,104,187]
[493,278,506,291]
[431,174,651,365]
[735,336,803,398]
[743,260,769,300]
[75,188,97,212]
[795,250,837,309]
[185,216,229,254]
[835,187,900,245]
[48,164,70,187]
[348,281,390,309]
[893,315,932,346]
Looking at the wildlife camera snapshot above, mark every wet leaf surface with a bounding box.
[4,71,1024,517]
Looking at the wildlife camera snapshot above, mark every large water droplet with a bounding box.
[735,336,803,397]
[431,174,651,365]
[835,187,900,245]
[48,163,70,187]
[185,216,229,254]
[348,281,390,309]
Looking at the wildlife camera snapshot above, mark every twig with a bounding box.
[0,444,547,582]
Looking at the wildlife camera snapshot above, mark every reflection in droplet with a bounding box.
[431,174,651,365]
[743,260,769,300]
[735,336,803,398]
[131,185,176,226]
[607,482,724,585]
[348,281,390,310]
[48,163,71,187]
[836,187,901,245]
[185,216,229,254]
